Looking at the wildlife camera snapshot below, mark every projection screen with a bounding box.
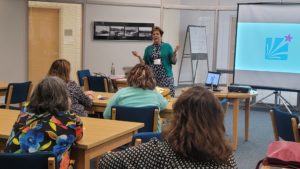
[234,3,300,91]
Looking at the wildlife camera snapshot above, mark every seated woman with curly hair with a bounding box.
[103,63,168,132]
[99,86,237,169]
[5,76,83,169]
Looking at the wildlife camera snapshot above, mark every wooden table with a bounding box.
[217,88,257,150]
[0,109,144,169]
[92,88,257,150]
[92,92,115,112]
[0,82,8,96]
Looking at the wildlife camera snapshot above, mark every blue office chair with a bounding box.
[132,132,162,146]
[0,81,32,110]
[77,69,91,87]
[270,108,300,142]
[112,105,159,132]
[0,152,56,169]
[85,75,109,92]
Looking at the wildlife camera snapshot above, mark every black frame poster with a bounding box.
[93,22,154,40]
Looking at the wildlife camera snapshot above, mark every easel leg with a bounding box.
[277,94,294,114]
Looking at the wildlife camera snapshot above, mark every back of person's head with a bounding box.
[29,76,70,115]
[163,86,232,162]
[48,59,71,82]
[127,63,156,90]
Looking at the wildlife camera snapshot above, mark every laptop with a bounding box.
[205,71,222,91]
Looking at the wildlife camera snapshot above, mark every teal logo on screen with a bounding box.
[265,34,292,60]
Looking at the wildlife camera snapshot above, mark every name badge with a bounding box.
[154,59,161,65]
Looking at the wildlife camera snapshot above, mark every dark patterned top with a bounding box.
[5,110,83,169]
[150,44,175,97]
[67,80,93,117]
[99,139,238,169]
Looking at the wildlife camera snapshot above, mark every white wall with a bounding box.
[216,11,236,84]
[0,0,27,82]
[87,0,160,5]
[162,9,180,86]
[177,10,215,85]
[84,4,160,75]
[83,2,219,86]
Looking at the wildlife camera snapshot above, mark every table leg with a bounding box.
[0,138,6,151]
[72,148,89,169]
[0,90,6,96]
[232,99,239,150]
[244,98,250,142]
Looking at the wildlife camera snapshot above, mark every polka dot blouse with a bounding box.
[99,139,238,169]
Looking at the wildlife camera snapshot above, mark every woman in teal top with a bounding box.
[103,64,167,132]
[132,26,179,97]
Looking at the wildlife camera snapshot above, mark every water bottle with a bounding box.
[111,62,115,75]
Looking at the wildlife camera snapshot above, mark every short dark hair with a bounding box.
[163,86,232,162]
[48,59,71,82]
[28,76,70,115]
[151,26,164,36]
[127,64,156,90]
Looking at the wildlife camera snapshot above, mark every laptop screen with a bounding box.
[205,71,221,88]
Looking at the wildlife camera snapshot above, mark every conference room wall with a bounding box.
[216,11,236,85]
[84,4,161,76]
[84,1,221,86]
[0,0,27,82]
[86,0,161,5]
[0,0,82,83]
[162,9,180,86]
[164,9,214,85]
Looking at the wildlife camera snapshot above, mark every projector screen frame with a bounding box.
[233,2,300,92]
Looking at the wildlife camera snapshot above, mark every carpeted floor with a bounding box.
[225,106,274,169]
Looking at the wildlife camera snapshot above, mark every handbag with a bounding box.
[256,141,300,169]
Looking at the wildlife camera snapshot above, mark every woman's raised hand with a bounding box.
[174,45,180,54]
[132,51,140,58]
[132,51,145,64]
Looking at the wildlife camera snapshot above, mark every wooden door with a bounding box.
[28,7,59,87]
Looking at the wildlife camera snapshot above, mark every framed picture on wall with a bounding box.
[93,22,154,40]
[138,27,152,40]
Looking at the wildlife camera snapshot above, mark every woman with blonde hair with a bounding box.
[99,86,237,168]
[103,63,167,132]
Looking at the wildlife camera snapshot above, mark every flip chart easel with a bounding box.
[178,25,208,85]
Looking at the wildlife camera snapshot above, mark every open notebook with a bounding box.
[205,71,222,91]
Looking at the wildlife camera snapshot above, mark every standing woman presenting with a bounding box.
[132,26,179,97]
